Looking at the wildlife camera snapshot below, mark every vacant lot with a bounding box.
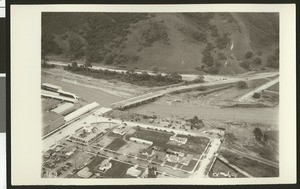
[86,156,107,172]
[105,138,127,151]
[103,160,133,178]
[220,149,279,177]
[125,128,173,150]
[208,158,245,178]
[181,159,198,172]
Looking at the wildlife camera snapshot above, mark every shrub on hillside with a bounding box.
[252,92,261,99]
[266,48,279,68]
[104,54,115,65]
[245,51,253,59]
[240,61,250,70]
[236,81,248,89]
[216,33,231,49]
[217,52,227,60]
[253,57,262,65]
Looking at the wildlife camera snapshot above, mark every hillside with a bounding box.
[42,12,279,75]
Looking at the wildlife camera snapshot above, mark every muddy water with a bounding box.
[130,102,279,125]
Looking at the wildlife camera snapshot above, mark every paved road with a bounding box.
[239,77,279,102]
[192,139,221,178]
[48,60,277,82]
[223,147,279,168]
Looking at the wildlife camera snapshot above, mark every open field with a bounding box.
[105,138,127,151]
[219,149,279,177]
[131,102,279,125]
[208,158,245,178]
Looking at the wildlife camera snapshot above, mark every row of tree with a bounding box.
[64,62,183,87]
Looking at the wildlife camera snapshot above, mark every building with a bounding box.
[129,137,153,146]
[42,83,62,92]
[126,165,142,177]
[179,154,193,166]
[51,102,75,115]
[166,148,185,157]
[67,126,103,145]
[169,135,188,144]
[57,89,78,99]
[77,167,93,178]
[166,154,179,163]
[98,159,112,172]
[64,102,99,122]
[141,148,155,157]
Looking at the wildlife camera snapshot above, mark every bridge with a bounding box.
[111,72,279,110]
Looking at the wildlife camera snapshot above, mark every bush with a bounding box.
[253,57,262,65]
[237,81,248,89]
[252,92,261,99]
[253,127,263,141]
[245,51,253,59]
[240,61,250,70]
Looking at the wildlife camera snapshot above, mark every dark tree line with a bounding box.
[64,62,183,87]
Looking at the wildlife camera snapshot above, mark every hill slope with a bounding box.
[42,12,279,75]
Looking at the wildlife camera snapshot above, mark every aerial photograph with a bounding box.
[41,12,279,179]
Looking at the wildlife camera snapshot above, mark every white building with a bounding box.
[129,137,153,146]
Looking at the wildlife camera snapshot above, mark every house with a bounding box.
[77,167,93,178]
[98,159,112,172]
[169,135,188,144]
[126,165,142,177]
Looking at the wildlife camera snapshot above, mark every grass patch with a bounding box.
[181,159,198,172]
[103,160,132,178]
[220,150,279,177]
[208,158,245,178]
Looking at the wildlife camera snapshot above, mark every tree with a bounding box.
[253,127,263,141]
[84,62,92,68]
[170,72,182,82]
[252,92,261,99]
[237,81,248,89]
[147,166,158,178]
[71,62,79,71]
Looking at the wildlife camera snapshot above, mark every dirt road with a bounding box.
[239,77,279,102]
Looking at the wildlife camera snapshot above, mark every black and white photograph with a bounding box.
[10,3,296,186]
[41,11,280,179]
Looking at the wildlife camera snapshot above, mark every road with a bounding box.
[239,77,279,102]
[192,139,221,178]
[112,71,279,109]
[47,60,277,82]
[223,147,279,168]
[43,106,210,150]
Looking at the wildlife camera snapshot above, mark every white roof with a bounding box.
[42,83,62,89]
[51,103,75,114]
[64,102,99,122]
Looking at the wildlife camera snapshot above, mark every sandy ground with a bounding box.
[130,100,279,126]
